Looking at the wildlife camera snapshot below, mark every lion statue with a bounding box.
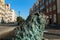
[13,13,47,40]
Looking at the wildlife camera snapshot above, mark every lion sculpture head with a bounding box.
[13,13,47,40]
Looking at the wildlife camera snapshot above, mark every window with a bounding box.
[49,0,52,3]
[0,15,1,17]
[0,10,1,12]
[53,5,56,10]
[53,0,55,2]
[50,15,52,18]
[46,1,48,6]
[42,0,44,3]
[40,6,44,10]
[40,2,42,5]
[36,1,39,6]
[0,5,1,8]
[5,17,7,19]
[53,14,56,23]
[50,7,52,11]
[46,8,48,13]
[10,19,12,20]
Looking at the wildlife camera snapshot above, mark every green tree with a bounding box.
[17,16,25,23]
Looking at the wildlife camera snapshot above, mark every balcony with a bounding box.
[0,5,5,11]
[5,15,8,17]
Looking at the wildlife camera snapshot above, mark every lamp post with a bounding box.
[17,11,20,25]
[18,11,20,17]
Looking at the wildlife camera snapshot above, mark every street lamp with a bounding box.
[18,11,20,17]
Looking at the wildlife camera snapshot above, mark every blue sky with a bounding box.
[5,0,36,19]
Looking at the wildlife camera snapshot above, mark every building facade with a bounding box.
[30,0,60,24]
[0,0,16,23]
[0,0,5,23]
[8,9,16,23]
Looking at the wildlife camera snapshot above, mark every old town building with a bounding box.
[30,0,60,24]
[0,0,16,23]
